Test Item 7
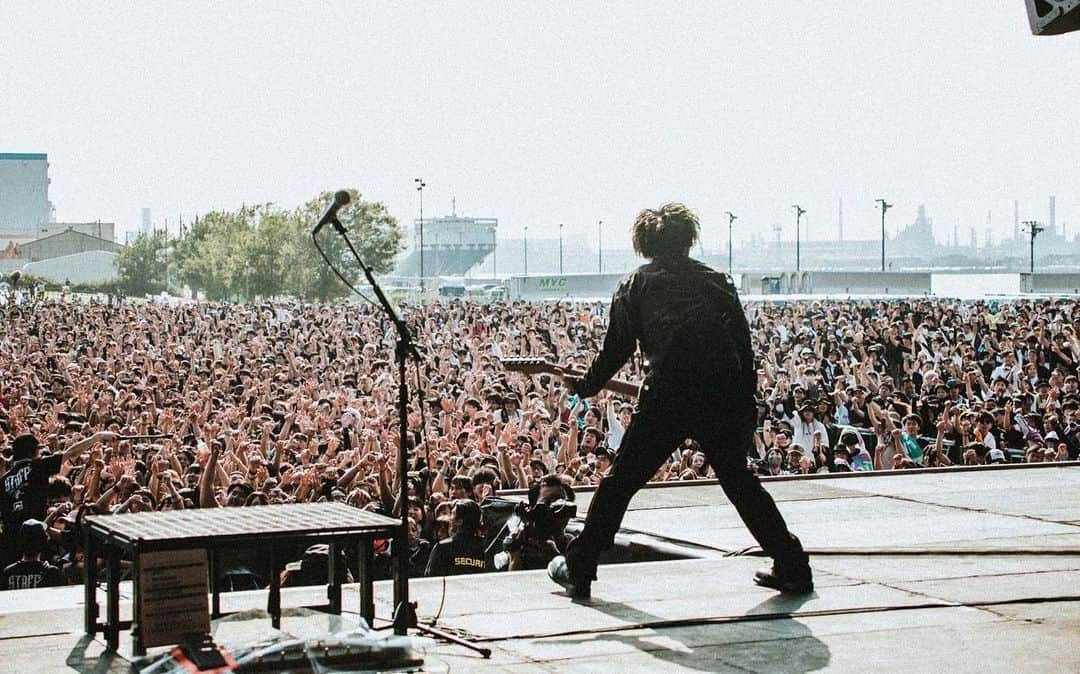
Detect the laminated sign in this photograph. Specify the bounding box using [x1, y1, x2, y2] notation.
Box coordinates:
[137, 549, 210, 648]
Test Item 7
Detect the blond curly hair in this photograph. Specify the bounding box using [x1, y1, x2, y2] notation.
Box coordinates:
[630, 202, 700, 259]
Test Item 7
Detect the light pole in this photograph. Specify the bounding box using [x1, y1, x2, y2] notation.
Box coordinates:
[558, 223, 564, 274]
[792, 205, 805, 272]
[597, 220, 603, 273]
[875, 198, 892, 272]
[724, 211, 737, 274]
[414, 178, 425, 290]
[523, 226, 529, 276]
[1022, 220, 1045, 274]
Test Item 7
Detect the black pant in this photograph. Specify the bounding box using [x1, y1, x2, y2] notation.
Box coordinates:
[572, 398, 804, 571]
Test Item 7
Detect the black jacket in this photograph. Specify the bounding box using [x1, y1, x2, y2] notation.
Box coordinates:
[575, 256, 755, 408]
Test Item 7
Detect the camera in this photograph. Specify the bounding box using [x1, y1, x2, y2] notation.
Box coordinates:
[495, 477, 577, 571]
[503, 499, 577, 552]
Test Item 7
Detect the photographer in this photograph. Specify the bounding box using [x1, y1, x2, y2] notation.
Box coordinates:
[499, 474, 576, 571]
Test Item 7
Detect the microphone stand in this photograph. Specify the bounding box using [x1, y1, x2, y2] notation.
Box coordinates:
[321, 218, 491, 657]
[324, 217, 418, 636]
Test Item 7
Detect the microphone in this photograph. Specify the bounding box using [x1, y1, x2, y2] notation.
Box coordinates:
[313, 190, 351, 233]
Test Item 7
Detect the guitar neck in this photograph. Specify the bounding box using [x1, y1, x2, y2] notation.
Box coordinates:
[599, 377, 642, 399]
[501, 358, 642, 399]
[553, 367, 642, 399]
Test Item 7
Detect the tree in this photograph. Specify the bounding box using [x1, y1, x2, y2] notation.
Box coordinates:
[114, 231, 169, 296]
[168, 189, 402, 302]
[245, 206, 293, 299]
[174, 209, 256, 301]
[283, 189, 403, 301]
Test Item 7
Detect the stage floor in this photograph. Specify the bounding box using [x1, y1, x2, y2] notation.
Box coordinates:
[1, 465, 1078, 672]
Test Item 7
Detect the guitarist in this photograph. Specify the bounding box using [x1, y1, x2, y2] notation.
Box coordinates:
[548, 202, 812, 598]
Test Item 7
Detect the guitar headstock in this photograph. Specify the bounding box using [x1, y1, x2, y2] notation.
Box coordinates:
[500, 357, 559, 376]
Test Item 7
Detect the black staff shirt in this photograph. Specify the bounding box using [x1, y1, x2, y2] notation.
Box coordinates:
[1, 454, 62, 561]
[2, 559, 66, 590]
[424, 533, 488, 577]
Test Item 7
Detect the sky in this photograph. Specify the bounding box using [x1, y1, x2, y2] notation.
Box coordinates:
[2, 2, 1078, 251]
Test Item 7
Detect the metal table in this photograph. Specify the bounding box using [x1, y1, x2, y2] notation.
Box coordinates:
[84, 502, 402, 655]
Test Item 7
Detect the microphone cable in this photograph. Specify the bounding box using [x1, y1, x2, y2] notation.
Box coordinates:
[311, 227, 378, 309]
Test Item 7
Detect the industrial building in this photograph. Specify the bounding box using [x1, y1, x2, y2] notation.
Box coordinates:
[0, 152, 122, 283]
[19, 228, 122, 262]
[0, 152, 52, 233]
[394, 213, 497, 277]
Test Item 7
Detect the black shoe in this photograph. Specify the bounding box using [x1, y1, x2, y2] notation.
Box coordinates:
[547, 555, 592, 598]
[754, 558, 814, 594]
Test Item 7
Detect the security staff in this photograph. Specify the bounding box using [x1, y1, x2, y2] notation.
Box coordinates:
[2, 520, 65, 590]
[424, 500, 488, 577]
[550, 203, 812, 598]
[2, 431, 116, 567]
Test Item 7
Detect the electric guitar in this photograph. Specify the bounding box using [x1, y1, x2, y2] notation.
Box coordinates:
[500, 356, 642, 398]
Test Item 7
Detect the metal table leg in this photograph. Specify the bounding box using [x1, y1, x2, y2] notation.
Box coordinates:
[328, 541, 342, 614]
[358, 538, 374, 627]
[84, 531, 98, 636]
[209, 548, 221, 618]
[105, 547, 121, 651]
[268, 547, 281, 630]
[393, 524, 409, 635]
[131, 548, 144, 657]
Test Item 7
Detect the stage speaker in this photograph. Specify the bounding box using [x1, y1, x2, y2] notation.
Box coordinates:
[1026, 0, 1080, 35]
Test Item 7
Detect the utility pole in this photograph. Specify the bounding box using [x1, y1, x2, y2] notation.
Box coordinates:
[414, 178, 425, 291]
[1022, 220, 1045, 274]
[724, 211, 737, 274]
[875, 199, 892, 272]
[559, 223, 564, 274]
[597, 220, 603, 273]
[162, 218, 169, 292]
[792, 205, 806, 272]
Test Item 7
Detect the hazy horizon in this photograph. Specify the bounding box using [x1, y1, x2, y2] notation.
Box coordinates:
[2, 2, 1077, 251]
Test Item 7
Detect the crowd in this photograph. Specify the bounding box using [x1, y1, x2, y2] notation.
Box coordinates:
[2, 293, 1078, 589]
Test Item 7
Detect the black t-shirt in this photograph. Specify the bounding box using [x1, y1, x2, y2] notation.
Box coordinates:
[2, 559, 66, 590]
[424, 533, 488, 577]
[1, 455, 63, 560]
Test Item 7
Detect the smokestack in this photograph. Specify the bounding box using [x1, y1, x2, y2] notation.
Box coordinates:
[1050, 196, 1057, 234]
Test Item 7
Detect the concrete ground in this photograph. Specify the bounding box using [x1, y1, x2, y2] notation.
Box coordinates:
[1, 465, 1077, 672]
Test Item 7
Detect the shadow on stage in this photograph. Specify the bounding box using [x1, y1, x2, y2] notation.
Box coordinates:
[559, 591, 830, 672]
